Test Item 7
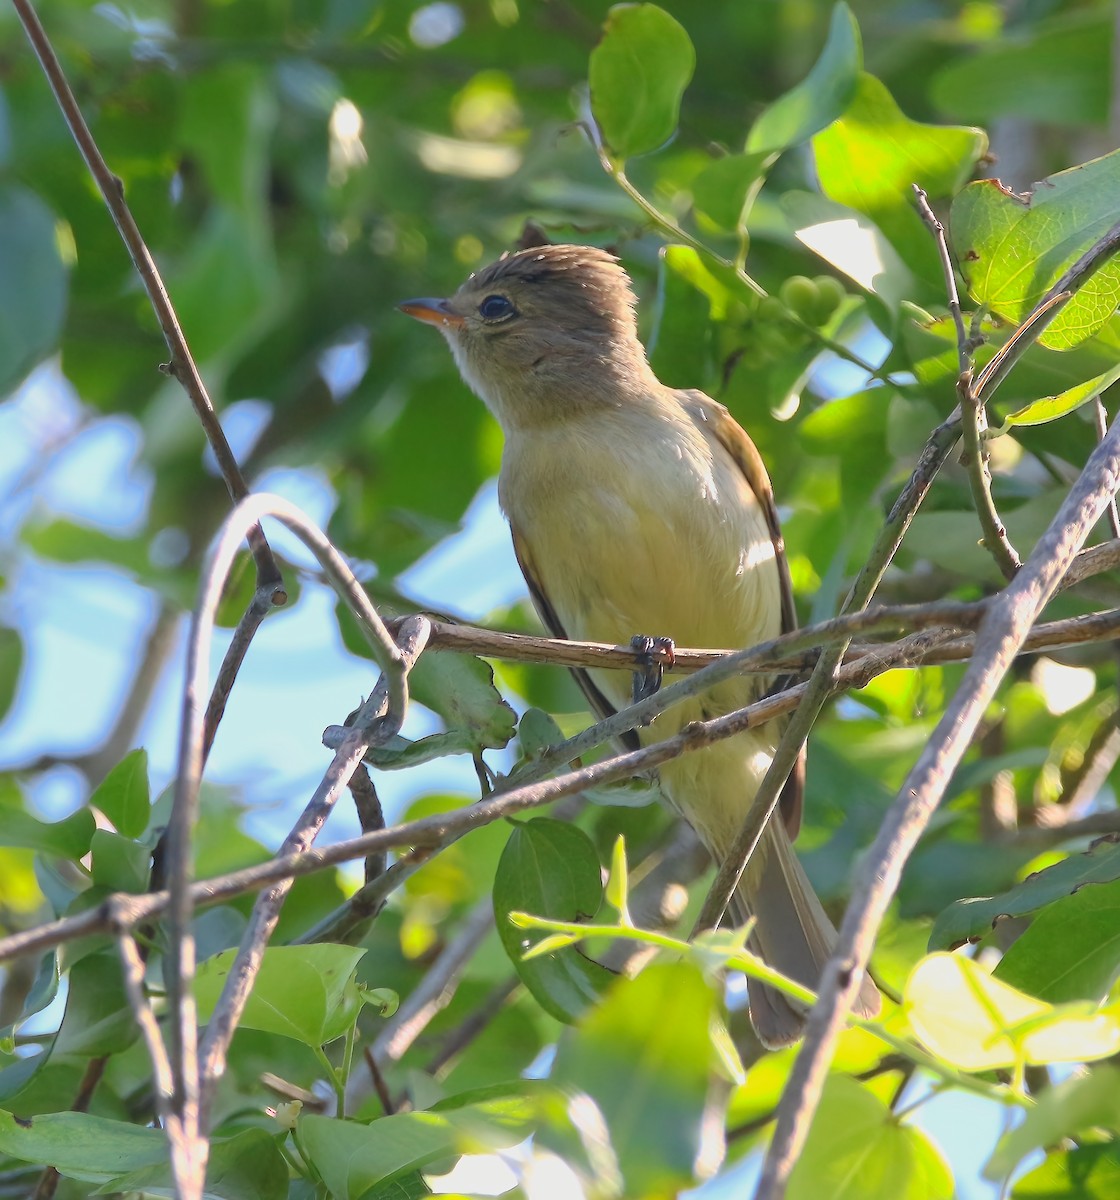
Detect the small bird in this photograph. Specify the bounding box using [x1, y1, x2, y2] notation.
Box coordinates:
[400, 243, 880, 1046]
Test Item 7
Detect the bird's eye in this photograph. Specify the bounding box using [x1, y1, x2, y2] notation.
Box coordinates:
[478, 294, 515, 321]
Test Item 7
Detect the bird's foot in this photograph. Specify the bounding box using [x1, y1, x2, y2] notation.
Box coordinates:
[630, 635, 676, 707]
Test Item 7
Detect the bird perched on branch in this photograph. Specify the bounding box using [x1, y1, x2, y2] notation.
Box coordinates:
[400, 243, 880, 1047]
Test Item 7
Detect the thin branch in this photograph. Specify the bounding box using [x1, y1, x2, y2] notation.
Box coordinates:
[202, 584, 282, 763]
[197, 616, 430, 1097]
[1096, 399, 1120, 539]
[115, 927, 175, 1111]
[10, 0, 284, 595]
[4, 605, 1120, 974]
[959, 365, 1022, 579]
[367, 895, 495, 1068]
[757, 411, 1120, 1199]
[912, 186, 969, 373]
[163, 492, 410, 1200]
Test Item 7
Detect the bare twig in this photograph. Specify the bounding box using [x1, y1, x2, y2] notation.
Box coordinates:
[913, 186, 969, 372]
[197, 616, 430, 1097]
[10, 0, 284, 595]
[1096, 399, 1120, 539]
[757, 412, 1120, 1200]
[115, 926, 175, 1113]
[959, 364, 1023, 579]
[163, 493, 410, 1199]
[348, 764, 387, 884]
[4, 605, 1120, 974]
[202, 584, 283, 763]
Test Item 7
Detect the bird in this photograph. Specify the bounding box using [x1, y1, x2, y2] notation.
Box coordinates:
[399, 242, 880, 1047]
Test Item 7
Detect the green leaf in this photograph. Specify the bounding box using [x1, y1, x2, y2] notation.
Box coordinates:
[0, 184, 68, 396]
[747, 3, 862, 154]
[985, 1066, 1120, 1183]
[931, 13, 1111, 128]
[0, 801, 94, 860]
[300, 1085, 541, 1198]
[194, 944, 367, 1047]
[0, 1110, 167, 1184]
[98, 1127, 289, 1200]
[1012, 1145, 1120, 1198]
[406, 652, 517, 755]
[0, 626, 23, 724]
[994, 362, 1120, 433]
[905, 952, 1120, 1071]
[952, 151, 1120, 350]
[604, 835, 630, 923]
[691, 151, 771, 231]
[789, 1075, 953, 1200]
[995, 878, 1120, 1004]
[589, 4, 696, 160]
[648, 245, 721, 389]
[549, 961, 719, 1197]
[930, 835, 1120, 949]
[516, 707, 565, 760]
[89, 829, 151, 893]
[54, 951, 139, 1058]
[493, 818, 613, 1023]
[813, 73, 986, 287]
[89, 749, 150, 838]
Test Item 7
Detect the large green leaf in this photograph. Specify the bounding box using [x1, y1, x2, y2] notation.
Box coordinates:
[813, 74, 986, 288]
[747, 3, 861, 154]
[0, 184, 68, 396]
[548, 961, 718, 1197]
[905, 952, 1120, 1071]
[930, 836, 1120, 949]
[789, 1075, 952, 1200]
[493, 818, 613, 1023]
[195, 944, 368, 1047]
[951, 150, 1120, 349]
[301, 1085, 541, 1198]
[589, 4, 695, 160]
[995, 878, 1120, 1004]
[53, 950, 139, 1058]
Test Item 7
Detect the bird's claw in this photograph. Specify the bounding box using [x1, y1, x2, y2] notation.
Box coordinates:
[630, 635, 676, 706]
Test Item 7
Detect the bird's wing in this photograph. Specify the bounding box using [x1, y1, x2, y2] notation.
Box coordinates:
[509, 522, 641, 754]
[680, 389, 805, 838]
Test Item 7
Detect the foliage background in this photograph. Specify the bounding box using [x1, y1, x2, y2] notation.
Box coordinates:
[2, 0, 1120, 1197]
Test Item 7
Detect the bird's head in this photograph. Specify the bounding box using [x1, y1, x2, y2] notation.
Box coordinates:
[399, 244, 655, 428]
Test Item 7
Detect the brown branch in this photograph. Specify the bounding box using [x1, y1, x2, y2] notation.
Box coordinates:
[10, 0, 284, 596]
[162, 493, 412, 1200]
[4, 604, 1120, 976]
[197, 616, 430, 1098]
[757, 411, 1120, 1199]
[1096, 399, 1120, 539]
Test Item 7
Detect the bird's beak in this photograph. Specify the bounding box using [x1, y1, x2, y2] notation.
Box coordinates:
[397, 297, 466, 331]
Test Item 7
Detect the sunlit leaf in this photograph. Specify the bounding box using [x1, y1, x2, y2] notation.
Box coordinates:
[195, 944, 367, 1047]
[790, 1075, 952, 1200]
[813, 74, 986, 287]
[993, 362, 1120, 433]
[905, 952, 1120, 1071]
[589, 4, 696, 160]
[952, 151, 1120, 349]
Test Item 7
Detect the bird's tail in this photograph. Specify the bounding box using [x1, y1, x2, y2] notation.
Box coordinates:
[730, 821, 882, 1049]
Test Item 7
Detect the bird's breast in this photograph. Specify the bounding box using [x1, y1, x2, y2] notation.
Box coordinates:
[499, 403, 782, 715]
